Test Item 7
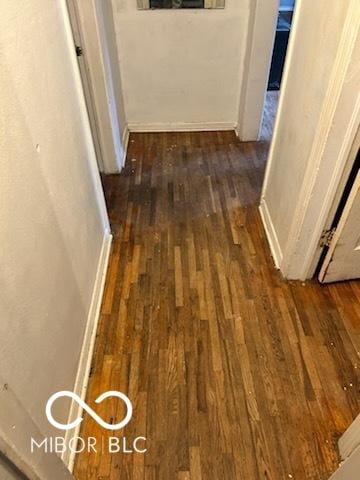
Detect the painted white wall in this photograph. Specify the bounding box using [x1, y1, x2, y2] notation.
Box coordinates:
[0, 0, 109, 439]
[237, 0, 279, 141]
[260, 0, 359, 279]
[111, 0, 248, 130]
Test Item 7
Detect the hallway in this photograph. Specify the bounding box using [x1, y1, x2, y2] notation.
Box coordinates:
[74, 132, 360, 479]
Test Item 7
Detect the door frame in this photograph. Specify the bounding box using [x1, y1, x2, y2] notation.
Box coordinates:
[260, 0, 360, 280]
[318, 132, 360, 282]
[320, 127, 360, 251]
[237, 0, 280, 141]
[66, 0, 128, 174]
[66, 0, 105, 172]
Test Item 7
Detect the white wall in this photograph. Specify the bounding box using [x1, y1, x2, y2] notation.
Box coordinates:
[111, 0, 248, 130]
[0, 0, 109, 438]
[260, 0, 358, 279]
[237, 0, 278, 141]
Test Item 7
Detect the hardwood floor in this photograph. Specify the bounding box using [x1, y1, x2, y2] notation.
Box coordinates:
[74, 132, 360, 480]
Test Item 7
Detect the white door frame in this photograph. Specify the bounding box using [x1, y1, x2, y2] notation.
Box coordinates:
[66, 0, 128, 173]
[260, 0, 360, 280]
[237, 0, 279, 141]
[66, 0, 105, 172]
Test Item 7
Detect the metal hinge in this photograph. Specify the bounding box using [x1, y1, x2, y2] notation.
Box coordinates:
[75, 45, 83, 57]
[319, 227, 336, 248]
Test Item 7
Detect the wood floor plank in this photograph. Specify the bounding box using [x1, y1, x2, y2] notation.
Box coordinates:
[74, 131, 360, 480]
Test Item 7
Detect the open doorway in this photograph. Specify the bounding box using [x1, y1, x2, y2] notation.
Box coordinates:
[260, 0, 296, 141]
[66, 0, 127, 175]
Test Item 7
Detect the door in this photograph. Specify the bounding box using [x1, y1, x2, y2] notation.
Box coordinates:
[66, 0, 104, 171]
[319, 154, 360, 283]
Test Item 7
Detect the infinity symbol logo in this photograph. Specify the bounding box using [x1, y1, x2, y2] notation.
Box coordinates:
[46, 391, 133, 431]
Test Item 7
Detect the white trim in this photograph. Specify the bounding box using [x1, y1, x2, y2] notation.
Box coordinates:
[128, 122, 236, 133]
[121, 125, 130, 168]
[63, 231, 112, 471]
[259, 200, 283, 269]
[303, 98, 360, 279]
[339, 414, 360, 460]
[315, 126, 360, 267]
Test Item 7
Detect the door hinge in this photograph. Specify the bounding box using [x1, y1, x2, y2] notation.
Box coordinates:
[75, 45, 83, 57]
[319, 227, 336, 248]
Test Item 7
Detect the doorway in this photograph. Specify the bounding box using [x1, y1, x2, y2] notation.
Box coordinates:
[318, 140, 360, 283]
[260, 0, 296, 141]
[259, 0, 359, 281]
[66, 0, 127, 175]
[67, 0, 104, 172]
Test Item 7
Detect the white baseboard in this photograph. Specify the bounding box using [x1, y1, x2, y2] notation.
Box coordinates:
[259, 199, 283, 269]
[128, 122, 236, 133]
[339, 414, 360, 460]
[121, 125, 130, 168]
[63, 230, 112, 471]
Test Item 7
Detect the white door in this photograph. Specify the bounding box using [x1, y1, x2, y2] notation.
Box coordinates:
[319, 164, 360, 283]
[66, 0, 104, 171]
